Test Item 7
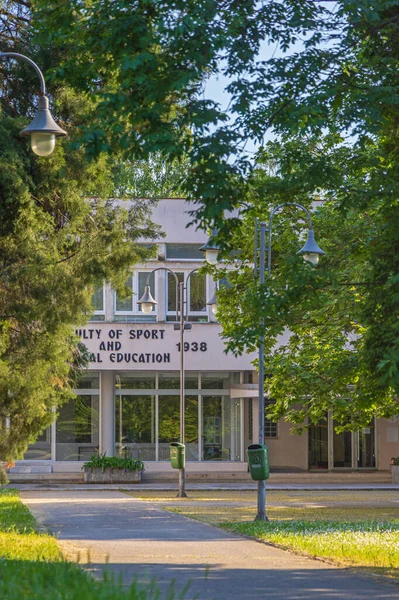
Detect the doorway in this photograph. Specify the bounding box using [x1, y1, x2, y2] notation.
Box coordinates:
[308, 415, 376, 470]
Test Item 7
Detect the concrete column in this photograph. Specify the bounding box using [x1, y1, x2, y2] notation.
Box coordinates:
[104, 282, 114, 322]
[100, 371, 115, 456]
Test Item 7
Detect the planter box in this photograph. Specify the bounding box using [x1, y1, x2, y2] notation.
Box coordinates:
[392, 465, 399, 484]
[83, 467, 142, 484]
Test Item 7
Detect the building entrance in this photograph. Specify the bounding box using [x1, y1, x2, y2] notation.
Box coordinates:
[309, 415, 376, 470]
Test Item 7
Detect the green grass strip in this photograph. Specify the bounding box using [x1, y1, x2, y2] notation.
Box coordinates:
[223, 520, 399, 572]
[0, 488, 165, 599]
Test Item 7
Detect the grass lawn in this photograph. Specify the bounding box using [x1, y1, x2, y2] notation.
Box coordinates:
[0, 488, 157, 600]
[126, 489, 399, 581]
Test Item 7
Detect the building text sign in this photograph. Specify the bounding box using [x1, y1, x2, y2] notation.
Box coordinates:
[75, 323, 255, 371]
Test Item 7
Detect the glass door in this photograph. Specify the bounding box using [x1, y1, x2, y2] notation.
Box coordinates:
[308, 421, 329, 469]
[333, 425, 352, 468]
[356, 421, 376, 468]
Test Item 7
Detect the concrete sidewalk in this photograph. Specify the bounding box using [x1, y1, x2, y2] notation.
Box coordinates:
[20, 490, 399, 600]
[11, 482, 399, 491]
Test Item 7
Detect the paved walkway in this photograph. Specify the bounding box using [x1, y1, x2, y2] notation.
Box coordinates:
[12, 482, 399, 491]
[21, 491, 399, 600]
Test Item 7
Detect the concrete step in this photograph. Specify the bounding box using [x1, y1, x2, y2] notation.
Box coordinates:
[8, 472, 83, 483]
[10, 466, 53, 474]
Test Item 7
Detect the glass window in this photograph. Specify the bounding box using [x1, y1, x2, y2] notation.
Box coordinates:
[166, 244, 204, 260]
[167, 272, 184, 313]
[24, 427, 52, 460]
[201, 373, 230, 390]
[76, 373, 100, 390]
[91, 285, 104, 312]
[115, 275, 133, 312]
[56, 395, 99, 461]
[115, 394, 156, 461]
[308, 418, 329, 469]
[118, 374, 156, 390]
[158, 373, 180, 389]
[202, 396, 240, 461]
[189, 272, 206, 312]
[111, 371, 242, 462]
[158, 395, 180, 459]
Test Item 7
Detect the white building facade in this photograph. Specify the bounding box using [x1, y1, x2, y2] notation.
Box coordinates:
[21, 199, 399, 475]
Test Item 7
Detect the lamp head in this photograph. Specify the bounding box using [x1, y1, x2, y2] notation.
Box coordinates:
[20, 95, 66, 156]
[138, 285, 157, 314]
[207, 291, 217, 315]
[200, 227, 221, 265]
[297, 229, 326, 266]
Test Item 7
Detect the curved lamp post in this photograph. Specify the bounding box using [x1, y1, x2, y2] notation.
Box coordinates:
[203, 202, 326, 521]
[138, 267, 213, 498]
[0, 51, 66, 155]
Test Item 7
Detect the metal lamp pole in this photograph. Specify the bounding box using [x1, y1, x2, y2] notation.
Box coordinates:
[139, 267, 204, 498]
[255, 202, 325, 521]
[202, 204, 325, 521]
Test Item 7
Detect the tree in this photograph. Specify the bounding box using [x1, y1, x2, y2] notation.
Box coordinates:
[14, 0, 399, 424]
[112, 152, 190, 199]
[210, 134, 399, 429]
[0, 6, 163, 460]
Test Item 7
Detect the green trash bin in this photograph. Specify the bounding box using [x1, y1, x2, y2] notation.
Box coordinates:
[247, 444, 269, 481]
[170, 442, 185, 469]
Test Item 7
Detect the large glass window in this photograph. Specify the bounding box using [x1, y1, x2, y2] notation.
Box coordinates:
[114, 372, 240, 462]
[202, 396, 240, 461]
[116, 395, 156, 461]
[56, 395, 99, 461]
[56, 373, 100, 461]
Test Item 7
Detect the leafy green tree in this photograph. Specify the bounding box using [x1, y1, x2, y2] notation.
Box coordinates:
[9, 0, 399, 428]
[112, 153, 189, 199]
[211, 134, 399, 429]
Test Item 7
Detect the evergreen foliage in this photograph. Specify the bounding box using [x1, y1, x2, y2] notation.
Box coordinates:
[0, 5, 162, 460]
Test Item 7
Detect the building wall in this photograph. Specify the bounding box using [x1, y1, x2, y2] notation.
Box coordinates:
[19, 198, 397, 472]
[377, 418, 399, 470]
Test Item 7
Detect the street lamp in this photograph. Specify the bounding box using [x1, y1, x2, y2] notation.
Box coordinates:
[204, 202, 325, 521]
[138, 267, 213, 498]
[0, 52, 66, 156]
[199, 228, 220, 265]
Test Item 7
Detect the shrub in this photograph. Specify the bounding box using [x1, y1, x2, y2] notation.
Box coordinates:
[83, 454, 144, 472]
[392, 457, 399, 466]
[0, 466, 9, 486]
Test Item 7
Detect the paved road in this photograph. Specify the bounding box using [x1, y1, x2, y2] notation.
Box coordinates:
[21, 491, 399, 600]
